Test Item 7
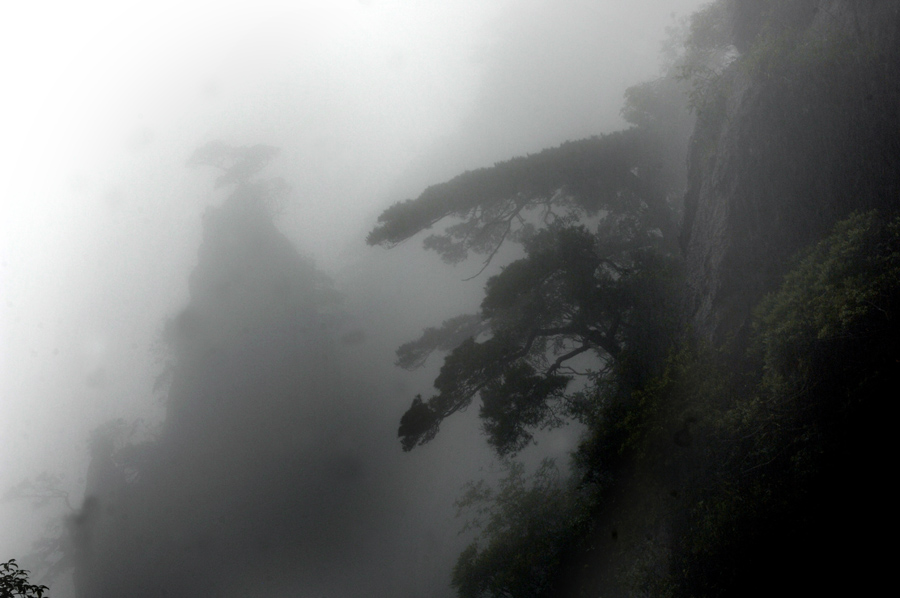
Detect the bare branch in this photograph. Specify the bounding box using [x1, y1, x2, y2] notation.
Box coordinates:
[463, 221, 514, 281]
[547, 343, 593, 374]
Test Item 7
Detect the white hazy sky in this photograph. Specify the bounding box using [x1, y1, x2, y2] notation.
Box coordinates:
[0, 0, 707, 580]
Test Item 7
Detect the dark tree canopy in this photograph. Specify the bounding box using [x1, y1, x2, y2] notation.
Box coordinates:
[396, 223, 679, 454]
[372, 55, 693, 456]
[368, 129, 681, 272]
[385, 215, 680, 455]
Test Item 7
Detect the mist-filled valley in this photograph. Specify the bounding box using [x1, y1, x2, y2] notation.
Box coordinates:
[3, 1, 898, 597]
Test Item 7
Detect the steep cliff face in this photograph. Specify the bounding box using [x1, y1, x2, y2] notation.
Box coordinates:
[682, 0, 900, 345]
[561, 4, 900, 596]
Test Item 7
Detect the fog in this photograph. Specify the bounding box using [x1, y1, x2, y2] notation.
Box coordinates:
[1, 1, 705, 596]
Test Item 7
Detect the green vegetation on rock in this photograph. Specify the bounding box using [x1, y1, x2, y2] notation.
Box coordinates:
[374, 1, 900, 594]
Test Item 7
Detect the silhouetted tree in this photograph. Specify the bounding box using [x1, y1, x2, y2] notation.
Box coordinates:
[0, 561, 48, 598]
[372, 118, 691, 456]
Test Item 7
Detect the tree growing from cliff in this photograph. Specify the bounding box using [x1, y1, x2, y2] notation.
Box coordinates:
[370, 80, 690, 455]
[394, 221, 680, 455]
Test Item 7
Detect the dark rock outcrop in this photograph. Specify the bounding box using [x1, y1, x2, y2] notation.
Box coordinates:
[682, 0, 900, 345]
[564, 3, 900, 596]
